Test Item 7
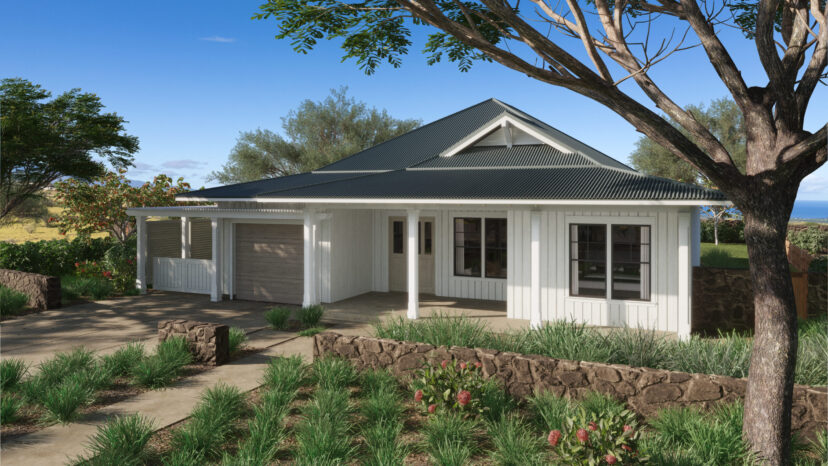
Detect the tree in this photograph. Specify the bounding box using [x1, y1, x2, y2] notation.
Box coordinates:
[630, 98, 746, 244]
[208, 87, 421, 183]
[256, 0, 827, 461]
[0, 78, 139, 221]
[51, 170, 191, 243]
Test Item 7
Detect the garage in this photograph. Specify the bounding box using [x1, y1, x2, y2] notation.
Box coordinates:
[234, 223, 304, 304]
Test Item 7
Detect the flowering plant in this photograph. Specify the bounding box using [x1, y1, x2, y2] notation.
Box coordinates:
[74, 260, 107, 279]
[411, 359, 486, 415]
[550, 406, 647, 464]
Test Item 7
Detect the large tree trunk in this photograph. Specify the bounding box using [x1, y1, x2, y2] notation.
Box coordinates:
[741, 188, 799, 465]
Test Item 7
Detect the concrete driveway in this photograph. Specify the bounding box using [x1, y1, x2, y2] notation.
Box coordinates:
[0, 291, 293, 367]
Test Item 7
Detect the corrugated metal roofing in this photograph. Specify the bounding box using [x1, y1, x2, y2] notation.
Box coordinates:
[254, 168, 725, 201]
[411, 145, 591, 169]
[179, 172, 370, 199]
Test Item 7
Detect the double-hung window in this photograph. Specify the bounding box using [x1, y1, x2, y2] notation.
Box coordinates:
[454, 217, 507, 278]
[570, 224, 651, 301]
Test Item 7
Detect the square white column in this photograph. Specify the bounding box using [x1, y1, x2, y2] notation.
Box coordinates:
[530, 211, 542, 328]
[303, 210, 317, 307]
[677, 213, 692, 340]
[181, 217, 191, 259]
[210, 217, 223, 302]
[136, 216, 147, 294]
[407, 209, 419, 319]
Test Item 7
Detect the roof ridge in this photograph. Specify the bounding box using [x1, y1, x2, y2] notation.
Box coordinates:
[315, 99, 502, 172]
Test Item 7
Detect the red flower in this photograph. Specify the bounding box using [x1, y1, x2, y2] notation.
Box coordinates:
[547, 429, 562, 447]
[576, 428, 589, 444]
[441, 360, 448, 369]
[428, 404, 437, 414]
[621, 445, 632, 452]
[474, 361, 482, 369]
[588, 421, 598, 431]
[414, 389, 423, 402]
[74, 262, 80, 267]
[623, 424, 633, 433]
[605, 454, 618, 464]
[459, 362, 467, 370]
[456, 390, 471, 406]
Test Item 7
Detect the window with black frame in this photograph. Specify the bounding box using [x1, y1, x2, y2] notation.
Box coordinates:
[485, 218, 507, 278]
[611, 225, 650, 300]
[454, 218, 481, 276]
[570, 224, 607, 297]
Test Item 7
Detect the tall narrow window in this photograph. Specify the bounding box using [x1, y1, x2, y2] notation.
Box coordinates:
[454, 218, 481, 276]
[392, 220, 404, 254]
[570, 224, 607, 297]
[424, 221, 433, 254]
[612, 225, 651, 300]
[485, 218, 507, 278]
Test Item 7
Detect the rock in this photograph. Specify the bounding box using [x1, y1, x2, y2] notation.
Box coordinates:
[685, 378, 722, 401]
[640, 384, 682, 403]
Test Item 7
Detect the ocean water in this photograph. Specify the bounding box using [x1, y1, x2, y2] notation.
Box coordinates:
[791, 200, 828, 222]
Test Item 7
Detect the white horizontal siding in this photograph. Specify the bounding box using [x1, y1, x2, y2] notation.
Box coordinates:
[152, 257, 211, 294]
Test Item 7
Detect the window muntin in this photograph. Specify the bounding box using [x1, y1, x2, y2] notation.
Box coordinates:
[570, 224, 607, 297]
[485, 218, 507, 278]
[454, 218, 481, 277]
[611, 225, 650, 301]
[392, 220, 404, 254]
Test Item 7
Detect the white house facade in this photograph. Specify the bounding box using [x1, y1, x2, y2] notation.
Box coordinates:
[127, 99, 723, 338]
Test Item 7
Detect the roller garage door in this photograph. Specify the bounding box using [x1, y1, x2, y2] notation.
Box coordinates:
[234, 224, 303, 304]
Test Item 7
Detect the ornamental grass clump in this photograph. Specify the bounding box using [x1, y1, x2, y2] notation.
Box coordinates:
[295, 389, 357, 465]
[1, 395, 23, 425]
[374, 312, 496, 349]
[360, 367, 398, 395]
[131, 337, 192, 389]
[228, 327, 247, 355]
[520, 321, 613, 363]
[487, 413, 547, 466]
[101, 342, 146, 377]
[265, 306, 291, 330]
[669, 331, 752, 379]
[362, 420, 408, 466]
[422, 411, 480, 466]
[527, 390, 573, 432]
[312, 355, 357, 390]
[72, 414, 155, 465]
[0, 358, 27, 391]
[0, 285, 29, 317]
[40, 376, 95, 423]
[170, 383, 247, 461]
[262, 355, 307, 392]
[298, 304, 325, 327]
[359, 368, 408, 466]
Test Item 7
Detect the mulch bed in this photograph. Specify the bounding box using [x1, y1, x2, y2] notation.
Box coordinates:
[0, 346, 265, 444]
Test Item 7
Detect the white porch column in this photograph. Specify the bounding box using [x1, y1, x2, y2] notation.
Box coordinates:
[690, 207, 701, 267]
[210, 217, 223, 302]
[677, 213, 692, 340]
[181, 216, 191, 258]
[407, 209, 419, 319]
[530, 211, 542, 328]
[136, 216, 147, 294]
[303, 210, 317, 307]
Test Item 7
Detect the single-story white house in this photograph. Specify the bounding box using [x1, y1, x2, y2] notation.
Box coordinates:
[127, 99, 727, 338]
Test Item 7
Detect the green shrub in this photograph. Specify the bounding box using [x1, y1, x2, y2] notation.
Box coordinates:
[487, 414, 546, 466]
[262, 355, 306, 392]
[298, 304, 325, 327]
[411, 358, 487, 415]
[298, 326, 325, 337]
[312, 355, 357, 390]
[0, 358, 28, 391]
[101, 342, 146, 377]
[73, 414, 155, 465]
[0, 237, 113, 277]
[549, 404, 644, 465]
[102, 238, 137, 293]
[265, 306, 292, 330]
[527, 390, 572, 432]
[228, 327, 247, 355]
[1, 395, 23, 425]
[61, 275, 114, 300]
[362, 420, 408, 466]
[700, 218, 745, 243]
[0, 285, 29, 317]
[809, 256, 827, 273]
[788, 225, 828, 255]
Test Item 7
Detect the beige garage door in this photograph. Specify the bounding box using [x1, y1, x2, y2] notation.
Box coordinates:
[235, 224, 303, 304]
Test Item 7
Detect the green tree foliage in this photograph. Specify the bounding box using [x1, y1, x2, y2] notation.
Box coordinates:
[208, 87, 420, 184]
[51, 170, 191, 243]
[0, 78, 139, 221]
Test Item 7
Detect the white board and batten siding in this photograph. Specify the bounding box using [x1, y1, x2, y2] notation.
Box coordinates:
[321, 210, 374, 303]
[152, 257, 212, 294]
[506, 206, 692, 336]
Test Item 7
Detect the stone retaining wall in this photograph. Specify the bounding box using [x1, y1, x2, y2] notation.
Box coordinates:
[0, 269, 61, 310]
[314, 332, 827, 437]
[158, 320, 229, 365]
[693, 267, 827, 333]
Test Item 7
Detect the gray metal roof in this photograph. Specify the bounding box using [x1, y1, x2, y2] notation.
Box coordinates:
[254, 168, 724, 201]
[180, 98, 725, 203]
[411, 145, 592, 169]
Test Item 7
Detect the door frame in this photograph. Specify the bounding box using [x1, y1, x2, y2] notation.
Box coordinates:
[388, 216, 436, 294]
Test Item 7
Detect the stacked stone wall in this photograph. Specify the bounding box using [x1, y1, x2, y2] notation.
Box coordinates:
[0, 269, 61, 310]
[158, 320, 229, 365]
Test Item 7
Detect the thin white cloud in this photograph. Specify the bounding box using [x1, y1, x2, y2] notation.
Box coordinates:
[200, 36, 236, 43]
[162, 159, 208, 169]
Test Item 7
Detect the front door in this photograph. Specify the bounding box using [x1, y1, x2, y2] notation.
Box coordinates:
[388, 217, 435, 294]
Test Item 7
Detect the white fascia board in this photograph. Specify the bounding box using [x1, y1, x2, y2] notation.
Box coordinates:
[440, 114, 575, 157]
[126, 207, 306, 219]
[171, 197, 731, 207]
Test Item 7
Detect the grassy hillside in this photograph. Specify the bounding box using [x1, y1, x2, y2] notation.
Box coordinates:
[0, 207, 107, 243]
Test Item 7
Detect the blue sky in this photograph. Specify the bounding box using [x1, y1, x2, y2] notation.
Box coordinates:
[2, 0, 826, 200]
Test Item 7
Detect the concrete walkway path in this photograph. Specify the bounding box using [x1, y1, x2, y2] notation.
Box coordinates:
[0, 324, 371, 466]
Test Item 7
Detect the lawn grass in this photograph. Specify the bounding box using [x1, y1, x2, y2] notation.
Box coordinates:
[700, 242, 750, 268]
